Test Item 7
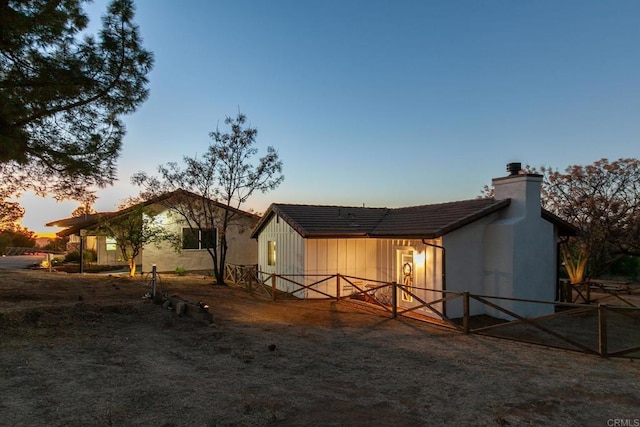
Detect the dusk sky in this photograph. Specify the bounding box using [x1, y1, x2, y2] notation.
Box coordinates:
[19, 0, 640, 236]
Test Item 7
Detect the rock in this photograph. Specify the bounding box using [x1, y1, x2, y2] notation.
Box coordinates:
[175, 301, 186, 316]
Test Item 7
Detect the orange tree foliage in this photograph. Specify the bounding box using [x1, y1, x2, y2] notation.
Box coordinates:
[541, 158, 640, 282]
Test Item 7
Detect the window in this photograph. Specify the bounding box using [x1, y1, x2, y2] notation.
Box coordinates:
[267, 240, 276, 266]
[182, 228, 217, 250]
[106, 237, 117, 251]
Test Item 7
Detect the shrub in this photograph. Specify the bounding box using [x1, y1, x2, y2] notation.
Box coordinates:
[64, 249, 97, 263]
[83, 249, 96, 263]
[64, 251, 80, 263]
[175, 266, 187, 276]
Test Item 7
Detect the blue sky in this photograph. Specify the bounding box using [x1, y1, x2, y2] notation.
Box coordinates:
[21, 0, 640, 236]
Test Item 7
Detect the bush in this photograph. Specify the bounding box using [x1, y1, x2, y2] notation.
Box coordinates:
[64, 251, 80, 263]
[175, 266, 187, 276]
[64, 249, 97, 263]
[83, 249, 96, 263]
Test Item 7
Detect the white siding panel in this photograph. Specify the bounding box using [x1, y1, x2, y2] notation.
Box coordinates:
[256, 215, 305, 294]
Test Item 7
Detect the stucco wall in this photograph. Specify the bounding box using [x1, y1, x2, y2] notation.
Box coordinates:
[484, 174, 557, 319]
[142, 208, 258, 273]
[485, 216, 556, 318]
[443, 214, 499, 318]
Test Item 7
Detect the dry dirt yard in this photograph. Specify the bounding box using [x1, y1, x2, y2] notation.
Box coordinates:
[1, 269, 639, 426]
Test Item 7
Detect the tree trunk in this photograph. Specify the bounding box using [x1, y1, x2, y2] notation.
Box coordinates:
[128, 258, 136, 277]
[215, 234, 228, 285]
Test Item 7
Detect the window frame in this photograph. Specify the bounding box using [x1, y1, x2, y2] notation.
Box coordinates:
[267, 240, 276, 266]
[105, 237, 117, 251]
[182, 227, 217, 250]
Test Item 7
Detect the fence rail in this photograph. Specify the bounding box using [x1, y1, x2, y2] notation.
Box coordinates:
[223, 267, 640, 358]
[3, 247, 66, 256]
[565, 280, 640, 307]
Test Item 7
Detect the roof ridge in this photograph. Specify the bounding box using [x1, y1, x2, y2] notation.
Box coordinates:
[391, 197, 497, 211]
[273, 202, 389, 210]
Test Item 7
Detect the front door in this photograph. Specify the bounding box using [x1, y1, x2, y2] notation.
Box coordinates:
[397, 250, 414, 305]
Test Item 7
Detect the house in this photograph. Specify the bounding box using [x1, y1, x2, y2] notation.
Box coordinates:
[47, 190, 259, 273]
[250, 164, 576, 319]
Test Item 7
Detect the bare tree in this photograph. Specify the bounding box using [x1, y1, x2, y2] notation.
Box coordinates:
[132, 112, 283, 284]
[96, 197, 175, 276]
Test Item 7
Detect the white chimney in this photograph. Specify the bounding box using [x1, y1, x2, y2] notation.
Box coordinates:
[484, 162, 554, 319]
[492, 164, 542, 220]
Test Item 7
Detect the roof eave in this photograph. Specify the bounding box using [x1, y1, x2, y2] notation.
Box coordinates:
[541, 209, 578, 236]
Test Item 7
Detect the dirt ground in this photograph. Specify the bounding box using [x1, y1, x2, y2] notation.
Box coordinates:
[1, 269, 639, 426]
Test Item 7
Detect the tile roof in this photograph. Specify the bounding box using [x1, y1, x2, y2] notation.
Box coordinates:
[251, 198, 513, 239]
[371, 198, 510, 238]
[270, 204, 390, 238]
[46, 189, 260, 237]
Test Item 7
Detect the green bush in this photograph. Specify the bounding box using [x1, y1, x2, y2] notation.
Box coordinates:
[175, 266, 187, 276]
[64, 251, 80, 262]
[83, 249, 96, 263]
[64, 249, 97, 263]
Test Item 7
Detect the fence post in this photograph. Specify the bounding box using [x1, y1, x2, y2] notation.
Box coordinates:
[151, 264, 157, 298]
[336, 274, 341, 301]
[271, 273, 277, 301]
[598, 304, 608, 357]
[248, 268, 253, 293]
[391, 281, 397, 318]
[463, 291, 470, 334]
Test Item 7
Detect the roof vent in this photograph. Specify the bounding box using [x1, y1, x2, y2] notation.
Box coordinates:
[506, 162, 522, 176]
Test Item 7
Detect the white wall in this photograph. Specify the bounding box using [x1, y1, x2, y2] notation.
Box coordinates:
[256, 224, 446, 316]
[484, 174, 556, 319]
[443, 214, 499, 318]
[256, 214, 305, 293]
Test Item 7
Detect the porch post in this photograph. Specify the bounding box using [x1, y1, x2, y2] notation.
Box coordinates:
[463, 291, 470, 334]
[336, 274, 341, 301]
[151, 264, 157, 298]
[598, 304, 608, 357]
[79, 230, 85, 274]
[391, 281, 397, 318]
[271, 273, 277, 301]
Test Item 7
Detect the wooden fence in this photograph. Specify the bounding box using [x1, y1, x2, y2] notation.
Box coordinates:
[224, 268, 640, 359]
[565, 280, 640, 308]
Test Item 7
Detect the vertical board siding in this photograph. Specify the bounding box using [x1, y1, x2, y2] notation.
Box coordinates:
[257, 215, 305, 294]
[256, 223, 445, 314]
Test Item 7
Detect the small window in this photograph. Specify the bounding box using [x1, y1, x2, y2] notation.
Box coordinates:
[267, 240, 276, 266]
[182, 228, 199, 249]
[106, 237, 117, 251]
[200, 229, 217, 249]
[183, 228, 217, 250]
